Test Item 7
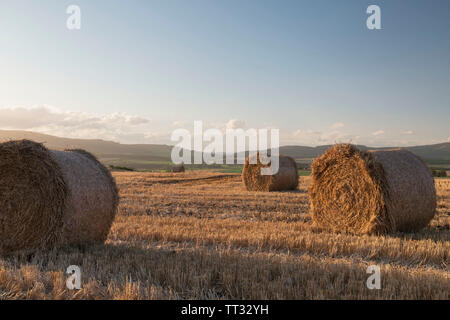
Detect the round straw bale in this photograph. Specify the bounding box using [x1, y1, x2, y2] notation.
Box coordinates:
[52, 149, 119, 245]
[0, 140, 67, 254]
[242, 153, 299, 191]
[309, 144, 436, 234]
[0, 140, 118, 254]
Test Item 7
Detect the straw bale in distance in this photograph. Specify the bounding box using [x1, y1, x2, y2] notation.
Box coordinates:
[242, 153, 299, 191]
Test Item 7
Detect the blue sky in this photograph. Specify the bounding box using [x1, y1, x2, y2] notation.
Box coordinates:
[0, 0, 449, 146]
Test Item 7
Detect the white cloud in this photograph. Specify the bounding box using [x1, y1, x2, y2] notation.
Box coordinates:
[172, 121, 186, 127]
[288, 128, 358, 146]
[1, 106, 440, 147]
[372, 130, 385, 136]
[318, 131, 356, 144]
[225, 119, 246, 130]
[292, 129, 321, 137]
[0, 105, 154, 144]
[331, 122, 344, 129]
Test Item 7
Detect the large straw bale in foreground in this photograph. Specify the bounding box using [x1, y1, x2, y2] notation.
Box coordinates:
[242, 153, 299, 191]
[0, 140, 118, 254]
[309, 144, 436, 234]
[52, 149, 118, 245]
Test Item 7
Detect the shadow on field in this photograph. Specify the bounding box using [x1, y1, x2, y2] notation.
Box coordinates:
[143, 174, 239, 187]
[1, 238, 448, 299]
[279, 189, 308, 194]
[388, 226, 450, 242]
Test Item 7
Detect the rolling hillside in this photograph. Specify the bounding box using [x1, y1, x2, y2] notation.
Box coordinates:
[1, 130, 449, 170]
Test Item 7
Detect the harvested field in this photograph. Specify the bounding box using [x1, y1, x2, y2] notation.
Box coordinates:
[0, 171, 448, 299]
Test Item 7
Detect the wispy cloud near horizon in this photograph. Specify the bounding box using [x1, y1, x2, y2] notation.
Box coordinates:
[331, 122, 345, 129]
[372, 130, 385, 136]
[0, 105, 154, 144]
[0, 106, 447, 147]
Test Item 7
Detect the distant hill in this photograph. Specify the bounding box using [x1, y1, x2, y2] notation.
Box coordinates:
[0, 130, 172, 162]
[402, 143, 450, 162]
[278, 143, 450, 163]
[1, 130, 449, 170]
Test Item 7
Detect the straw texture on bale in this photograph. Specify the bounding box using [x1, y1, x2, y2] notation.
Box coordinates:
[309, 144, 436, 234]
[0, 140, 118, 254]
[0, 140, 67, 254]
[53, 149, 119, 245]
[242, 153, 299, 191]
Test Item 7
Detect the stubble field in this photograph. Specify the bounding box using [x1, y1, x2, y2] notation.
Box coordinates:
[0, 171, 448, 299]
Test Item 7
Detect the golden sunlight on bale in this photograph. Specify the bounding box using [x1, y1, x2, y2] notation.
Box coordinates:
[309, 144, 436, 235]
[0, 140, 119, 255]
[242, 153, 299, 191]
